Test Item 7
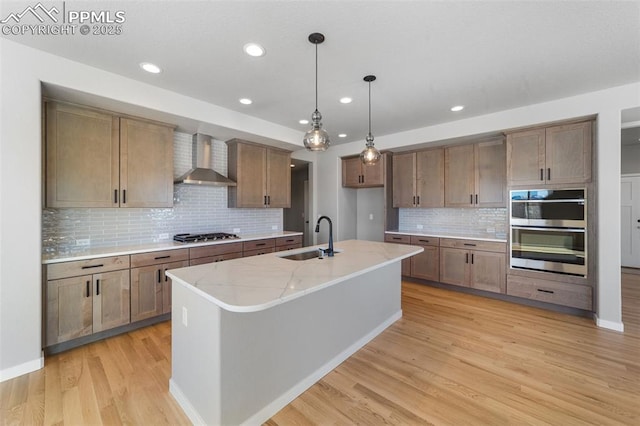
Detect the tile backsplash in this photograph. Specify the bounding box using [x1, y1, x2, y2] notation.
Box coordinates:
[42, 132, 282, 256]
[399, 207, 508, 240]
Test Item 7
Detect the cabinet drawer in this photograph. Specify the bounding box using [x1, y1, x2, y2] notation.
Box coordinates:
[189, 242, 243, 260]
[189, 251, 243, 266]
[410, 236, 439, 247]
[131, 249, 189, 268]
[243, 247, 276, 257]
[440, 238, 505, 253]
[506, 275, 593, 310]
[243, 239, 276, 251]
[276, 235, 303, 247]
[47, 256, 130, 280]
[276, 243, 303, 252]
[384, 234, 411, 244]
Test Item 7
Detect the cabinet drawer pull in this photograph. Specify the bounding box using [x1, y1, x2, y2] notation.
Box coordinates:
[86, 281, 90, 298]
[547, 168, 551, 181]
[419, 239, 430, 243]
[154, 255, 171, 260]
[540, 168, 544, 181]
[157, 269, 162, 283]
[82, 264, 104, 269]
[537, 289, 555, 294]
[286, 239, 294, 242]
[392, 237, 402, 240]
[96, 279, 100, 296]
[463, 243, 476, 247]
[123, 189, 127, 204]
[255, 242, 267, 247]
[114, 189, 118, 204]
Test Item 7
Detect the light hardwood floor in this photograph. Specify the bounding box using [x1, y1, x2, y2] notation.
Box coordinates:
[2, 273, 639, 425]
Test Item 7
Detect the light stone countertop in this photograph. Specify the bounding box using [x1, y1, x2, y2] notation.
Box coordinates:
[166, 239, 423, 313]
[385, 230, 507, 243]
[42, 231, 303, 264]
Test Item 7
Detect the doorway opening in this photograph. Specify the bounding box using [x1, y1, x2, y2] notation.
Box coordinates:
[284, 159, 312, 247]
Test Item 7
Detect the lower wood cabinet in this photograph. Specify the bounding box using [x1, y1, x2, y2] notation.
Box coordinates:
[384, 233, 412, 276]
[506, 275, 593, 310]
[439, 239, 506, 293]
[46, 269, 130, 346]
[409, 236, 439, 281]
[243, 238, 276, 257]
[275, 235, 303, 251]
[130, 249, 189, 322]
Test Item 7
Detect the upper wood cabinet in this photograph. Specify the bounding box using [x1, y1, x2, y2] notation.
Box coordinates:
[506, 121, 592, 186]
[444, 140, 506, 208]
[392, 149, 444, 208]
[227, 140, 291, 208]
[342, 156, 384, 188]
[45, 102, 174, 208]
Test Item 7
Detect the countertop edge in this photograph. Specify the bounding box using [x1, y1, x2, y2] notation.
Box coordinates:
[42, 231, 304, 264]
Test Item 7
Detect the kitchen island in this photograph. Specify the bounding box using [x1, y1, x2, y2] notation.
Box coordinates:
[165, 239, 422, 425]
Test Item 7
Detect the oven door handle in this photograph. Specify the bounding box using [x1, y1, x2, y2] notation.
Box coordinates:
[511, 225, 585, 233]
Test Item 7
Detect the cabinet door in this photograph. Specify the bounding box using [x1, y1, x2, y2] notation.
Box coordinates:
[475, 140, 506, 207]
[545, 122, 592, 184]
[411, 245, 439, 281]
[362, 157, 384, 187]
[445, 145, 475, 207]
[46, 102, 119, 208]
[120, 118, 174, 208]
[342, 157, 363, 187]
[392, 153, 416, 207]
[266, 148, 291, 207]
[415, 149, 444, 207]
[401, 257, 411, 277]
[130, 265, 163, 322]
[162, 261, 189, 314]
[470, 251, 506, 294]
[229, 143, 267, 208]
[439, 248, 470, 286]
[506, 129, 546, 186]
[93, 270, 130, 332]
[46, 275, 93, 345]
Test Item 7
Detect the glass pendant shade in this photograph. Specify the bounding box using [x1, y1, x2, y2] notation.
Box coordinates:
[304, 33, 330, 152]
[360, 134, 381, 164]
[303, 109, 330, 151]
[361, 75, 380, 164]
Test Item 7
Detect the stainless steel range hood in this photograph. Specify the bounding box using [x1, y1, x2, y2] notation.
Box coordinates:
[174, 133, 236, 186]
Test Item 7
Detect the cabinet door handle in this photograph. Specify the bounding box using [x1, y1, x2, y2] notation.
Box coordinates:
[465, 253, 469, 263]
[540, 168, 544, 181]
[123, 189, 126, 204]
[164, 268, 168, 282]
[82, 264, 104, 269]
[96, 279, 100, 296]
[114, 189, 118, 204]
[475, 194, 478, 205]
[413, 196, 416, 205]
[154, 255, 170, 260]
[86, 281, 90, 298]
[416, 196, 420, 205]
[264, 195, 267, 205]
[547, 168, 551, 181]
[471, 254, 474, 264]
[267, 195, 271, 205]
[157, 269, 162, 283]
[470, 194, 473, 204]
[537, 289, 555, 294]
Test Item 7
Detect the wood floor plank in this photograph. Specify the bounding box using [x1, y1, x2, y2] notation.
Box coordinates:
[1, 272, 638, 425]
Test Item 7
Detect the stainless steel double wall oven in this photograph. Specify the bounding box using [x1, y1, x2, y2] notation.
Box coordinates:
[510, 188, 586, 276]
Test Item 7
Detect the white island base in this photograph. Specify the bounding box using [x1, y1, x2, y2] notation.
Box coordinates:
[167, 240, 421, 425]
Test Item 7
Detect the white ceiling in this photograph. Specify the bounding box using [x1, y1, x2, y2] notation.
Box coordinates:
[2, 1, 639, 146]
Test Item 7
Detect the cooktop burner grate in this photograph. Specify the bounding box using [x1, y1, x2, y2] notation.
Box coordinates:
[173, 232, 240, 243]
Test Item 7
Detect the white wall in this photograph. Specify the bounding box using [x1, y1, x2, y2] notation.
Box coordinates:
[622, 144, 640, 174]
[1, 36, 639, 380]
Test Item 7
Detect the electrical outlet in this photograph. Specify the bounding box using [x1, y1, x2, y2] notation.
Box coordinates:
[417, 224, 424, 230]
[76, 238, 90, 246]
[182, 307, 188, 327]
[233, 228, 240, 234]
[159, 233, 169, 240]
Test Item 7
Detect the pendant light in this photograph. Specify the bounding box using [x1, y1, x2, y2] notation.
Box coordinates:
[303, 33, 330, 152]
[360, 75, 381, 165]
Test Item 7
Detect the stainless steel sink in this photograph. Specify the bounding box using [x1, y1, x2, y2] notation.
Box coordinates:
[278, 248, 341, 261]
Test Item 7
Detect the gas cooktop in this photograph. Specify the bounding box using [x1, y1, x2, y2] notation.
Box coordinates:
[173, 232, 240, 243]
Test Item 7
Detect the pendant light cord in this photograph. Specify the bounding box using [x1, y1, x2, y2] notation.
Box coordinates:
[315, 42, 318, 111]
[368, 80, 372, 135]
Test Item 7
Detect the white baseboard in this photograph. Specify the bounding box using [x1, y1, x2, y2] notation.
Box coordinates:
[241, 310, 403, 426]
[594, 314, 624, 332]
[169, 379, 207, 426]
[0, 353, 44, 382]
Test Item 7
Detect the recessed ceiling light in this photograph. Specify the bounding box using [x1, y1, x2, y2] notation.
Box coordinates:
[243, 43, 265, 57]
[339, 97, 352, 104]
[451, 105, 464, 112]
[299, 119, 309, 125]
[239, 98, 253, 105]
[338, 133, 347, 138]
[140, 62, 162, 74]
